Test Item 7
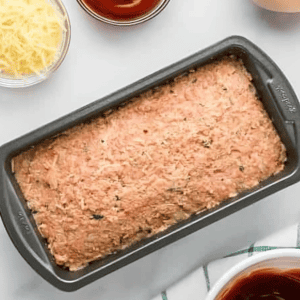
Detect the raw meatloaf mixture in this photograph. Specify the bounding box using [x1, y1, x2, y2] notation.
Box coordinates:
[12, 57, 286, 271]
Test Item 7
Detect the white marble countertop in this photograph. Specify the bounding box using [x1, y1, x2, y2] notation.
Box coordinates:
[1, 0, 300, 299]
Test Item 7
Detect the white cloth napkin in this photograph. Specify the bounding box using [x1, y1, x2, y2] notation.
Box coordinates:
[151, 223, 300, 300]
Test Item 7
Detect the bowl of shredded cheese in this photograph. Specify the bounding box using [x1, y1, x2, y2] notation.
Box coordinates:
[0, 0, 71, 88]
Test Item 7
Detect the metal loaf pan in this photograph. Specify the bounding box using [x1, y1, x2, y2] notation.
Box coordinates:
[1, 36, 300, 291]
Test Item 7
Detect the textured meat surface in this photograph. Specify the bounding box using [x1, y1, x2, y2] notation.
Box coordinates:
[12, 57, 286, 271]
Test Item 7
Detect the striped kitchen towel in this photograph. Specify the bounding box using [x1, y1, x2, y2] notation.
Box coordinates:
[151, 223, 300, 300]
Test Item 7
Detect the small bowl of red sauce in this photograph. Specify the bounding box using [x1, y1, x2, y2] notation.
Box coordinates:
[76, 0, 171, 26]
[205, 249, 300, 300]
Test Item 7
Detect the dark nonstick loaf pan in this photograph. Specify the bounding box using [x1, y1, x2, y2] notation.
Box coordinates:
[1, 36, 300, 291]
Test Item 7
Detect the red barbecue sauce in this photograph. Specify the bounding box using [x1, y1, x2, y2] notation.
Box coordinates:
[216, 267, 300, 300]
[82, 0, 161, 21]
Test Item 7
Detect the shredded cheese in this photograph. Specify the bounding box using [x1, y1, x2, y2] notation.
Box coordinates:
[0, 0, 66, 78]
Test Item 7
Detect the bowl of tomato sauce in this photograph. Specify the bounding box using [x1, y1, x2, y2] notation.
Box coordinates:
[76, 0, 171, 25]
[205, 249, 300, 300]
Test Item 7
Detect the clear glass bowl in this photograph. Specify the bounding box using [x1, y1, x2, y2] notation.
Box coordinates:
[76, 0, 171, 26]
[0, 0, 71, 88]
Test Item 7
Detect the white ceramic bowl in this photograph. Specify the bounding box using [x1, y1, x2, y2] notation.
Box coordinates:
[0, 0, 71, 88]
[205, 249, 300, 300]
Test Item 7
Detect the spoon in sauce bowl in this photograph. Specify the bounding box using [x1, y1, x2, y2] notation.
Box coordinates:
[115, 0, 142, 8]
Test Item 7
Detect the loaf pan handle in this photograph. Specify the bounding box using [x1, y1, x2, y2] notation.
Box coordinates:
[238, 36, 300, 122]
[236, 36, 300, 180]
[0, 166, 53, 281]
[267, 80, 300, 122]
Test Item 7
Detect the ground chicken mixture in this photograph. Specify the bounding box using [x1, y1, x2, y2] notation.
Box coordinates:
[12, 57, 286, 271]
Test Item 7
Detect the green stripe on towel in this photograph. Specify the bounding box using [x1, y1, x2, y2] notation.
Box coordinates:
[203, 264, 210, 292]
[224, 248, 252, 258]
[252, 246, 278, 252]
[161, 291, 168, 300]
[224, 245, 283, 258]
[248, 243, 255, 257]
